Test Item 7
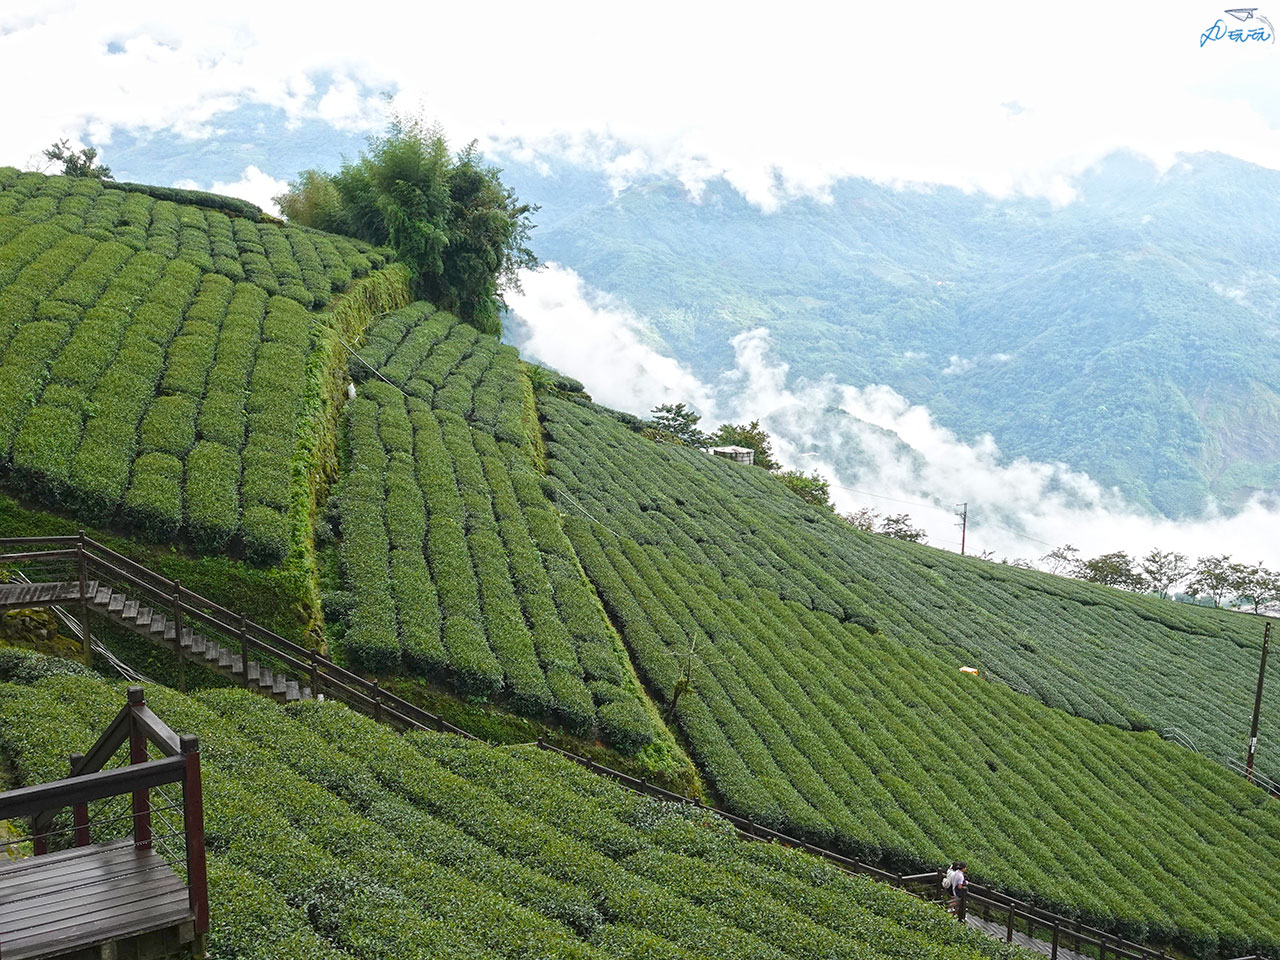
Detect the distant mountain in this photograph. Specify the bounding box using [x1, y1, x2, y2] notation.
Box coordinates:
[503, 151, 1280, 517]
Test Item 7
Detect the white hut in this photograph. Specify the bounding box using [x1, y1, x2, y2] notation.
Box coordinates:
[708, 445, 754, 465]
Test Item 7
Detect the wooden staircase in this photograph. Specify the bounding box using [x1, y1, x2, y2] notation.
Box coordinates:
[0, 533, 472, 737]
[84, 581, 310, 703]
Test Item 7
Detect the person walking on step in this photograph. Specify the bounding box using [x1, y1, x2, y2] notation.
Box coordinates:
[947, 861, 968, 917]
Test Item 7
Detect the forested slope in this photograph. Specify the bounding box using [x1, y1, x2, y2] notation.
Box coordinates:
[0, 651, 1029, 960]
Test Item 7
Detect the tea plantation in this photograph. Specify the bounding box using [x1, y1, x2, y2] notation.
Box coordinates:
[0, 652, 1031, 960]
[537, 396, 1280, 956]
[3, 170, 1280, 959]
[334, 306, 661, 753]
[0, 168, 399, 566]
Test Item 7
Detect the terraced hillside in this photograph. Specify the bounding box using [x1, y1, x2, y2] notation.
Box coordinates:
[4, 170, 1279, 957]
[531, 398, 1280, 956]
[323, 303, 1280, 954]
[0, 169, 401, 569]
[0, 651, 1030, 960]
[334, 307, 664, 755]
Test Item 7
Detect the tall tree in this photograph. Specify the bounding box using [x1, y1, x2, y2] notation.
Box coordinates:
[1039, 544, 1081, 576]
[841, 507, 880, 532]
[274, 114, 537, 335]
[1228, 562, 1280, 615]
[649, 402, 708, 447]
[879, 513, 927, 543]
[1185, 555, 1236, 608]
[1138, 549, 1192, 599]
[708, 420, 780, 470]
[1076, 551, 1144, 590]
[778, 469, 832, 509]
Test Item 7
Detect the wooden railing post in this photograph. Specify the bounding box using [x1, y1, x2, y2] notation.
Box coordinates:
[70, 752, 90, 847]
[372, 678, 383, 722]
[76, 530, 91, 659]
[173, 580, 185, 693]
[1006, 904, 1015, 942]
[309, 653, 319, 697]
[1051, 921, 1060, 959]
[127, 686, 152, 849]
[179, 733, 209, 936]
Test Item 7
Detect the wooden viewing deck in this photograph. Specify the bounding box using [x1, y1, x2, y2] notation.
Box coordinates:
[0, 840, 192, 960]
[0, 688, 207, 960]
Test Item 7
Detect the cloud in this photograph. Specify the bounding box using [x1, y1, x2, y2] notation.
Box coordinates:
[942, 356, 975, 375]
[505, 264, 717, 418]
[207, 165, 289, 212]
[5, 1, 1280, 208]
[512, 268, 1280, 569]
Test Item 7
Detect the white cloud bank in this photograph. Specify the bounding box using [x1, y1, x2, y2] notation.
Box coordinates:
[511, 265, 1280, 569]
[4, 1, 1280, 208]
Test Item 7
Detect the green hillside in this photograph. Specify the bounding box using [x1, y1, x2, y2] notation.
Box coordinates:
[0, 651, 1030, 960]
[507, 153, 1280, 516]
[333, 305, 666, 757]
[535, 395, 1280, 955]
[330, 294, 1280, 956]
[3, 169, 1280, 959]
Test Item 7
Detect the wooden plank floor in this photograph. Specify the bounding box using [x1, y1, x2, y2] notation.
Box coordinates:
[0, 839, 192, 960]
[0, 581, 81, 612]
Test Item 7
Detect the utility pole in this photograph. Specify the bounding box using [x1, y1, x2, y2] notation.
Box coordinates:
[1246, 619, 1271, 782]
[955, 502, 968, 556]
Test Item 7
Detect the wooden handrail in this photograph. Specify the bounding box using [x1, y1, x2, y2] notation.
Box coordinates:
[0, 757, 186, 820]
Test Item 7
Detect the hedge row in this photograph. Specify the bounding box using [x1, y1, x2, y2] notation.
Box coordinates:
[0, 170, 388, 308]
[337, 312, 656, 750]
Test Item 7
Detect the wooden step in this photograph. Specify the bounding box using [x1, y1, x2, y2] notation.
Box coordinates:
[300, 686, 312, 699]
[201, 642, 221, 664]
[121, 599, 138, 619]
[190, 634, 206, 655]
[230, 658, 245, 677]
[93, 585, 111, 605]
[217, 649, 234, 670]
[134, 607, 152, 629]
[284, 680, 300, 701]
[246, 662, 260, 683]
[258, 667, 275, 689]
[148, 613, 167, 636]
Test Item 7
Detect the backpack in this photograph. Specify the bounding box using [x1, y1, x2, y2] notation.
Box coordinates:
[941, 868, 956, 893]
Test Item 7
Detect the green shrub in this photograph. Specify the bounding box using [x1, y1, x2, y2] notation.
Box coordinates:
[186, 441, 242, 552]
[140, 393, 198, 456]
[241, 504, 289, 565]
[122, 451, 184, 540]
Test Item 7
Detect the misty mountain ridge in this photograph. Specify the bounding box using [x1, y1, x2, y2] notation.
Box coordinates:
[502, 149, 1280, 519]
